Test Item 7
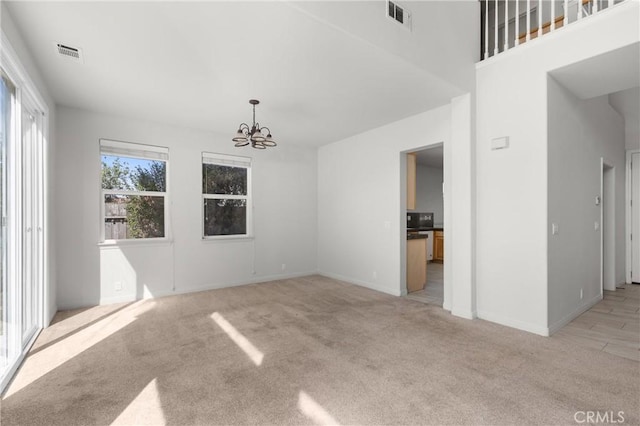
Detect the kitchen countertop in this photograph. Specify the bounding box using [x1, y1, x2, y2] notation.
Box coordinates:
[407, 234, 428, 240]
[407, 227, 443, 240]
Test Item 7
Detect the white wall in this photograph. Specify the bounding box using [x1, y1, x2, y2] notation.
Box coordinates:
[547, 79, 625, 331]
[609, 87, 640, 151]
[317, 96, 476, 319]
[1, 3, 57, 324]
[55, 107, 317, 309]
[476, 0, 638, 335]
[415, 164, 444, 226]
[317, 105, 450, 297]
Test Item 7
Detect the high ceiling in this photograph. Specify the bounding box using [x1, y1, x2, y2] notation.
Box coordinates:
[610, 87, 640, 148]
[549, 42, 640, 100]
[4, 1, 473, 147]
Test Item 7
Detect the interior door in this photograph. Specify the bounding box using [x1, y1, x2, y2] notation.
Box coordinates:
[633, 152, 639, 283]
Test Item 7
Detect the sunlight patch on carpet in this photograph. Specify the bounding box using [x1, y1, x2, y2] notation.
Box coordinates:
[211, 312, 264, 366]
[4, 300, 155, 398]
[298, 391, 341, 426]
[111, 378, 166, 425]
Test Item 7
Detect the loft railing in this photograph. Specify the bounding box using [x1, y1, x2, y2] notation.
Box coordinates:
[480, 0, 627, 60]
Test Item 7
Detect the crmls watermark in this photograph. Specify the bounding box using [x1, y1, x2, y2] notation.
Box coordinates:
[574, 411, 625, 424]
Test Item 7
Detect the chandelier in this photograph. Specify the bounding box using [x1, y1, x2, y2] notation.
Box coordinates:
[232, 99, 277, 149]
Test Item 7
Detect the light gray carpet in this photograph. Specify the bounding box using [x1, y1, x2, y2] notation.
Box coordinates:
[2, 275, 638, 425]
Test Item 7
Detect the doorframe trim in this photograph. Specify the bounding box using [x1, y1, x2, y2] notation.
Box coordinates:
[626, 149, 639, 284]
[600, 158, 615, 293]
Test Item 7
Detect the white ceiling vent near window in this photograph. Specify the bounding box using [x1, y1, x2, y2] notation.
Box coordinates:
[386, 1, 412, 31]
[55, 43, 83, 64]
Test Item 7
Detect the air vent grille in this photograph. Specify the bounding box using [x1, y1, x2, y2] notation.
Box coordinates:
[55, 43, 83, 63]
[387, 1, 412, 31]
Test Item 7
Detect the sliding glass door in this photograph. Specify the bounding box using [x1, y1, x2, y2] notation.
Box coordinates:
[0, 66, 45, 390]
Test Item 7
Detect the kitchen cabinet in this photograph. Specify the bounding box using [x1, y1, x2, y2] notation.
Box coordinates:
[433, 230, 444, 263]
[407, 237, 427, 293]
[407, 153, 416, 210]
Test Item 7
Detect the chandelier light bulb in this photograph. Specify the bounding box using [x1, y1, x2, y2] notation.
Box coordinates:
[263, 133, 277, 147]
[232, 129, 248, 143]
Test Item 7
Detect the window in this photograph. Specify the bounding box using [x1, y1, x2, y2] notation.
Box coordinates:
[100, 139, 168, 241]
[202, 152, 251, 238]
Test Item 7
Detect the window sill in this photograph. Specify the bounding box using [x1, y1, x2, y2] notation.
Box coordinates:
[201, 235, 254, 243]
[98, 238, 173, 248]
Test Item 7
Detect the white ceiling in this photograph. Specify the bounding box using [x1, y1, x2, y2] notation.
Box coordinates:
[549, 42, 640, 100]
[609, 86, 640, 146]
[5, 1, 467, 147]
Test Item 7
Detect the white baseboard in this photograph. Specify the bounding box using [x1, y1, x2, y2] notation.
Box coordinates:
[547, 293, 602, 336]
[93, 271, 319, 307]
[477, 310, 550, 336]
[98, 294, 138, 306]
[451, 308, 477, 320]
[317, 271, 402, 297]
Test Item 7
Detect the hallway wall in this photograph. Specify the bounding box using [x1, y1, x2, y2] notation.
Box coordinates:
[547, 79, 625, 331]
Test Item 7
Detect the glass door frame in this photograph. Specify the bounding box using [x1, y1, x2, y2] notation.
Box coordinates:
[20, 93, 43, 348]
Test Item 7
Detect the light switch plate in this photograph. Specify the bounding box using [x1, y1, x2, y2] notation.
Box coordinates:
[491, 136, 509, 150]
[552, 223, 559, 235]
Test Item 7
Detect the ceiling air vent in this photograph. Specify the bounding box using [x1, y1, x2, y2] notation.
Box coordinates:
[55, 43, 83, 63]
[387, 1, 412, 31]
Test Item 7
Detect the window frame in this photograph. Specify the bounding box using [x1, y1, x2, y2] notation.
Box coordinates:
[99, 139, 170, 244]
[201, 152, 252, 240]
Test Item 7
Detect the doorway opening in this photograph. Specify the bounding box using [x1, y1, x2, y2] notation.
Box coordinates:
[404, 144, 445, 306]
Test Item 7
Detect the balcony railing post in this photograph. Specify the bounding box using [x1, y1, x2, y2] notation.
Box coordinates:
[578, 0, 583, 19]
[551, 0, 556, 30]
[564, 0, 568, 26]
[484, 0, 489, 58]
[504, 0, 509, 51]
[538, 0, 543, 38]
[515, 0, 520, 46]
[494, 0, 499, 55]
[526, 0, 531, 41]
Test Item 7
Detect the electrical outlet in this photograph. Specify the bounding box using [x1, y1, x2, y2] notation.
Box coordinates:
[580, 288, 583, 300]
[552, 223, 559, 235]
[373, 271, 378, 280]
[115, 281, 122, 291]
[281, 264, 286, 271]
[594, 221, 599, 231]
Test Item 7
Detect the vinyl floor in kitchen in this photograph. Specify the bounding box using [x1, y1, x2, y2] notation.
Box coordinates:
[406, 262, 443, 305]
[551, 283, 639, 362]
